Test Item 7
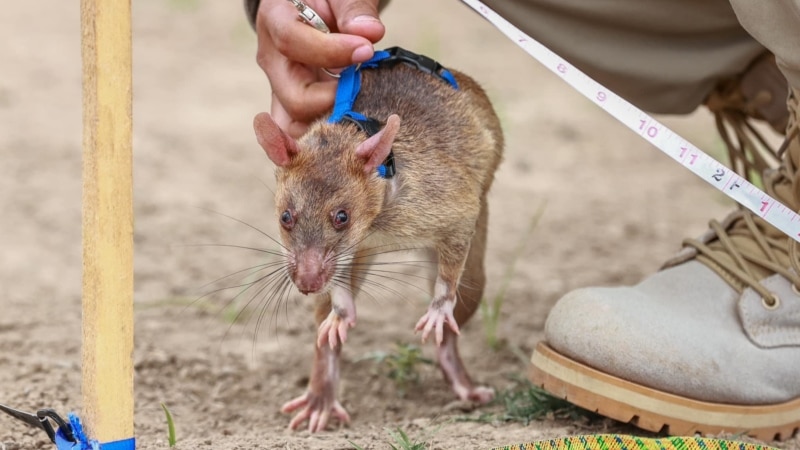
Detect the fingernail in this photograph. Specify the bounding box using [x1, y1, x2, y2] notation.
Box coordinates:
[351, 44, 374, 62]
[352, 15, 380, 24]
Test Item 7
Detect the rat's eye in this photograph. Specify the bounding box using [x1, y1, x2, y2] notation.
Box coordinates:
[280, 209, 295, 230]
[332, 209, 349, 229]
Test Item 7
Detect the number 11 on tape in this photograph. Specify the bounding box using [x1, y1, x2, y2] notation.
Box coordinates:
[461, 0, 800, 243]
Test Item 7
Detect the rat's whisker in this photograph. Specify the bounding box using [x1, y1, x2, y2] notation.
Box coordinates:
[281, 277, 296, 332]
[195, 260, 285, 291]
[349, 259, 434, 268]
[456, 277, 481, 292]
[336, 244, 432, 262]
[182, 261, 286, 322]
[335, 229, 381, 257]
[252, 272, 296, 351]
[252, 174, 276, 196]
[346, 269, 430, 297]
[220, 266, 291, 343]
[241, 267, 293, 335]
[346, 276, 406, 301]
[332, 241, 400, 259]
[196, 206, 289, 252]
[329, 277, 384, 305]
[180, 243, 284, 257]
[332, 268, 419, 300]
[270, 275, 296, 340]
[349, 267, 431, 282]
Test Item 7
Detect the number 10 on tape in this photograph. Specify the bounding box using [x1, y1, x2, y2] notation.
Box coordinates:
[462, 0, 800, 243]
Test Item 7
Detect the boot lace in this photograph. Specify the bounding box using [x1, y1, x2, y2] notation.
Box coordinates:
[678, 85, 799, 304]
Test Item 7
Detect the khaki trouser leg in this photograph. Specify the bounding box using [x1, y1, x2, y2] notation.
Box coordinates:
[729, 0, 800, 93]
[481, 0, 798, 113]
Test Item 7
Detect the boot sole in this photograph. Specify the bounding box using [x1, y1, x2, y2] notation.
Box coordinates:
[529, 342, 800, 441]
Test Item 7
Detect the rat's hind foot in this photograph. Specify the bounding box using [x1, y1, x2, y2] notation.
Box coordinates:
[282, 391, 351, 433]
[437, 328, 494, 404]
[457, 384, 495, 404]
[317, 310, 355, 349]
[414, 300, 460, 345]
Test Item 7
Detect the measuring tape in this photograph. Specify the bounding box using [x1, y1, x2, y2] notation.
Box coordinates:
[460, 0, 800, 244]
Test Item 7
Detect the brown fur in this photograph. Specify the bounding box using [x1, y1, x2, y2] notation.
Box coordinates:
[267, 61, 504, 431]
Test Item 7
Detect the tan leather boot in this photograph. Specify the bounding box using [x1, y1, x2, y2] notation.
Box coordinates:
[530, 54, 800, 441]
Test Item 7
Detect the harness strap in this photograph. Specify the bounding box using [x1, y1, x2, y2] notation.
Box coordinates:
[340, 114, 382, 137]
[328, 50, 392, 124]
[327, 47, 458, 178]
[379, 46, 459, 89]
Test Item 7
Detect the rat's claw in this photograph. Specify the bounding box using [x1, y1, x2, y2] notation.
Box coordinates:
[283, 393, 313, 430]
[282, 392, 351, 433]
[282, 394, 308, 414]
[317, 310, 355, 349]
[414, 303, 460, 345]
[469, 386, 496, 404]
[310, 400, 350, 433]
[287, 407, 311, 431]
[308, 409, 322, 433]
[452, 381, 496, 404]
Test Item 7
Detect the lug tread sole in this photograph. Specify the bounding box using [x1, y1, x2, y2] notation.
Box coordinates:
[529, 342, 800, 441]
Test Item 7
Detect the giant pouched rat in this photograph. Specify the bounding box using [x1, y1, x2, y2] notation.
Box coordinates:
[253, 48, 503, 432]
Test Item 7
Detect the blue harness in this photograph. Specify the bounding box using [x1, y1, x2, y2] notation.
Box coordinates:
[327, 47, 459, 178]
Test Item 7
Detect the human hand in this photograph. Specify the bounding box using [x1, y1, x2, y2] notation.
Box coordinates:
[255, 0, 385, 137]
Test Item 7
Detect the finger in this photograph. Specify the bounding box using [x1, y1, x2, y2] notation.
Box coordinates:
[337, 321, 348, 345]
[331, 0, 385, 43]
[270, 95, 312, 138]
[414, 312, 429, 332]
[449, 322, 461, 335]
[447, 312, 461, 335]
[328, 324, 338, 350]
[436, 317, 444, 346]
[317, 331, 327, 349]
[264, 7, 374, 68]
[308, 409, 321, 433]
[267, 68, 337, 126]
[422, 318, 435, 343]
[288, 408, 311, 430]
[332, 402, 351, 424]
[317, 321, 329, 348]
[282, 393, 309, 413]
[318, 407, 332, 433]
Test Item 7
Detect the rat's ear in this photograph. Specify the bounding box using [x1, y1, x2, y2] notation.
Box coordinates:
[355, 114, 401, 174]
[253, 112, 299, 167]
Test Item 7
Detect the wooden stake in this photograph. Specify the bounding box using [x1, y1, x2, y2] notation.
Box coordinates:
[81, 0, 134, 443]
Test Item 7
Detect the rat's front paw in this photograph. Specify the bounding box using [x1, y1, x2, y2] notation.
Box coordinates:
[317, 310, 355, 349]
[282, 391, 351, 433]
[414, 300, 460, 345]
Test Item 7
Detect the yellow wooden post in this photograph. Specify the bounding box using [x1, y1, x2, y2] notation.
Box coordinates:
[80, 0, 134, 443]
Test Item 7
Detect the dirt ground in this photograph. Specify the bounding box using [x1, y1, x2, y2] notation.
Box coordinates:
[1, 1, 797, 449]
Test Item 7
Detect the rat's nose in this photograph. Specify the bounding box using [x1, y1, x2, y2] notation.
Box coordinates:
[296, 275, 324, 295]
[294, 249, 327, 294]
